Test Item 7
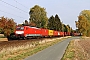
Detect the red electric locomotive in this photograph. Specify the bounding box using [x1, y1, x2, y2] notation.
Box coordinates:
[15, 26, 42, 39]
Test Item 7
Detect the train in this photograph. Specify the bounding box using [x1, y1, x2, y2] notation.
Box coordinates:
[9, 26, 81, 40]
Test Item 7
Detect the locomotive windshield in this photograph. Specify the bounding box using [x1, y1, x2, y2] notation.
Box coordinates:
[16, 27, 24, 30]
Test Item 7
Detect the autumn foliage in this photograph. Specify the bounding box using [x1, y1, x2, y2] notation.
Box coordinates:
[0, 16, 16, 37]
[75, 10, 90, 36]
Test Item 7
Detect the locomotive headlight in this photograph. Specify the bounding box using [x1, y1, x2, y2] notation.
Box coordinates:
[15, 31, 24, 34]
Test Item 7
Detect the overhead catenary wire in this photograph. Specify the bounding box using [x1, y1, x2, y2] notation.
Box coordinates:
[0, 3, 27, 16]
[0, 0, 28, 14]
[13, 0, 29, 9]
[0, 9, 26, 19]
[0, 0, 29, 22]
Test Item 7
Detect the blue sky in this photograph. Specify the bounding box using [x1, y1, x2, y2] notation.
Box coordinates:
[0, 0, 90, 29]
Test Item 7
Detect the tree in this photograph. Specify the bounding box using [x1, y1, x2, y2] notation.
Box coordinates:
[54, 14, 62, 31]
[22, 20, 29, 26]
[29, 5, 48, 28]
[66, 25, 71, 32]
[75, 10, 90, 36]
[76, 15, 90, 36]
[29, 22, 36, 27]
[24, 20, 29, 25]
[79, 15, 89, 36]
[63, 24, 67, 32]
[0, 16, 16, 37]
[80, 10, 90, 21]
[47, 14, 63, 31]
[47, 15, 55, 30]
[80, 10, 90, 36]
[75, 21, 78, 28]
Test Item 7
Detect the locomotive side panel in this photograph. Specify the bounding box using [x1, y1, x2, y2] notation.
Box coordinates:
[24, 26, 42, 37]
[41, 29, 49, 37]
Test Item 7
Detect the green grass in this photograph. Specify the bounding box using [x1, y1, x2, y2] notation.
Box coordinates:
[61, 40, 75, 60]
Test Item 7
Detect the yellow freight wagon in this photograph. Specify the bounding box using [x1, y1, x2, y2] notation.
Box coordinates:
[48, 30, 54, 36]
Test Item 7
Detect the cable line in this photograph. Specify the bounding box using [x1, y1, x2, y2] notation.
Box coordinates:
[0, 9, 26, 19]
[0, 3, 27, 15]
[0, 0, 28, 13]
[13, 0, 29, 9]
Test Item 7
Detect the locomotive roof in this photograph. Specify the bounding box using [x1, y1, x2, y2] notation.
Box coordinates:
[25, 26, 41, 29]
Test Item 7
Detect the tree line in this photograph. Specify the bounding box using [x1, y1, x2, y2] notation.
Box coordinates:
[0, 5, 73, 37]
[29, 5, 72, 32]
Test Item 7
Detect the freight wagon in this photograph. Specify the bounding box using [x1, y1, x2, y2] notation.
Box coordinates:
[53, 31, 60, 37]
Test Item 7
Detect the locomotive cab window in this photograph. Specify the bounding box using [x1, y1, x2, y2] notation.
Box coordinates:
[21, 27, 24, 30]
[16, 27, 24, 30]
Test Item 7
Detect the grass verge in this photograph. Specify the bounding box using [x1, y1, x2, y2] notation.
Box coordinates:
[61, 40, 75, 60]
[0, 37, 70, 60]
